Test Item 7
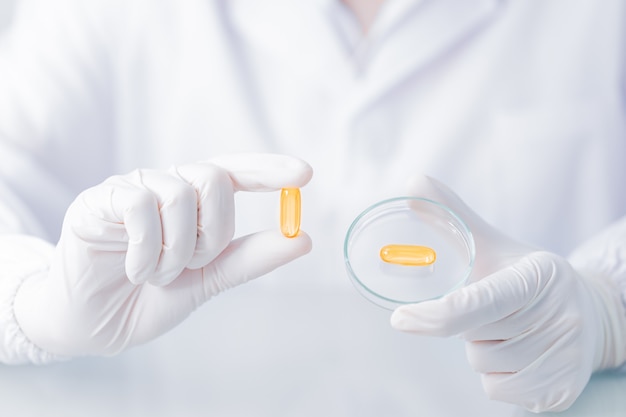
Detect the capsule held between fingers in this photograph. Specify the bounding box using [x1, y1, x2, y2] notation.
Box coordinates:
[280, 188, 301, 238]
[379, 244, 436, 266]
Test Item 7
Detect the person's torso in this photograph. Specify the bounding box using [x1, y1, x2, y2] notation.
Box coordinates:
[63, 0, 626, 281]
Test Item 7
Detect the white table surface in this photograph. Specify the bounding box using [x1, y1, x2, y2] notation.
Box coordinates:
[1, 278, 624, 417]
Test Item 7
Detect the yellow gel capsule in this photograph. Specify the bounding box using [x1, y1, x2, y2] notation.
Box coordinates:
[280, 188, 301, 238]
[379, 244, 436, 266]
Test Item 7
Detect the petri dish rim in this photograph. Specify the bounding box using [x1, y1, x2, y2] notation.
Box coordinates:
[344, 196, 476, 310]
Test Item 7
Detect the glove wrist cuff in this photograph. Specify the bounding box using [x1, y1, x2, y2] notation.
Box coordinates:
[580, 273, 626, 371]
[1, 268, 69, 365]
[0, 235, 69, 365]
[568, 216, 626, 371]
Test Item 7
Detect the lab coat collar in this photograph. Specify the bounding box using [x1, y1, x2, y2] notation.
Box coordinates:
[321, 0, 428, 42]
[345, 0, 503, 112]
[321, 0, 426, 43]
[230, 0, 502, 113]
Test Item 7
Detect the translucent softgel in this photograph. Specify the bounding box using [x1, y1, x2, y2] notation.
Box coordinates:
[344, 197, 475, 310]
[280, 188, 301, 238]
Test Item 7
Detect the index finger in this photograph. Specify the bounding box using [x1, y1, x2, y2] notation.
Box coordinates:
[390, 256, 542, 337]
[209, 153, 313, 192]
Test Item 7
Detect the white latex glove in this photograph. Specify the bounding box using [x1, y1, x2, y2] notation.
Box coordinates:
[13, 153, 312, 357]
[390, 175, 626, 413]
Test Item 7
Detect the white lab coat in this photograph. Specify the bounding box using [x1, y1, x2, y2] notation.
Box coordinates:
[0, 0, 625, 415]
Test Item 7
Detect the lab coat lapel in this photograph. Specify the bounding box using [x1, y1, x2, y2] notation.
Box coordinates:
[357, 0, 502, 111]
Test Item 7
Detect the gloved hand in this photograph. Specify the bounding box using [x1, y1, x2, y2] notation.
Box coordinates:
[13, 153, 313, 357]
[390, 175, 626, 413]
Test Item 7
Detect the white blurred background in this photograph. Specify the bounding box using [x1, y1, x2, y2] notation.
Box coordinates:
[0, 0, 15, 33]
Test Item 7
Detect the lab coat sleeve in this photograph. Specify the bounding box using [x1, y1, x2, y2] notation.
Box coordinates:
[568, 215, 626, 370]
[0, 0, 118, 364]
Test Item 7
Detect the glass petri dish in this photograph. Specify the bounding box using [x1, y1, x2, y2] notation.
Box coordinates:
[344, 197, 475, 310]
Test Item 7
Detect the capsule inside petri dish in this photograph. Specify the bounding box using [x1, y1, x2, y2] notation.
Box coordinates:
[379, 244, 436, 266]
[280, 188, 301, 238]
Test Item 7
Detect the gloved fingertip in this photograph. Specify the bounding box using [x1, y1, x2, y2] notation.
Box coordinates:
[265, 229, 312, 262]
[390, 305, 420, 332]
[186, 245, 224, 270]
[290, 231, 313, 255]
[297, 161, 314, 186]
[126, 271, 147, 286]
[185, 257, 207, 270]
[271, 156, 314, 189]
[278, 155, 313, 184]
[146, 273, 179, 287]
[405, 173, 437, 197]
